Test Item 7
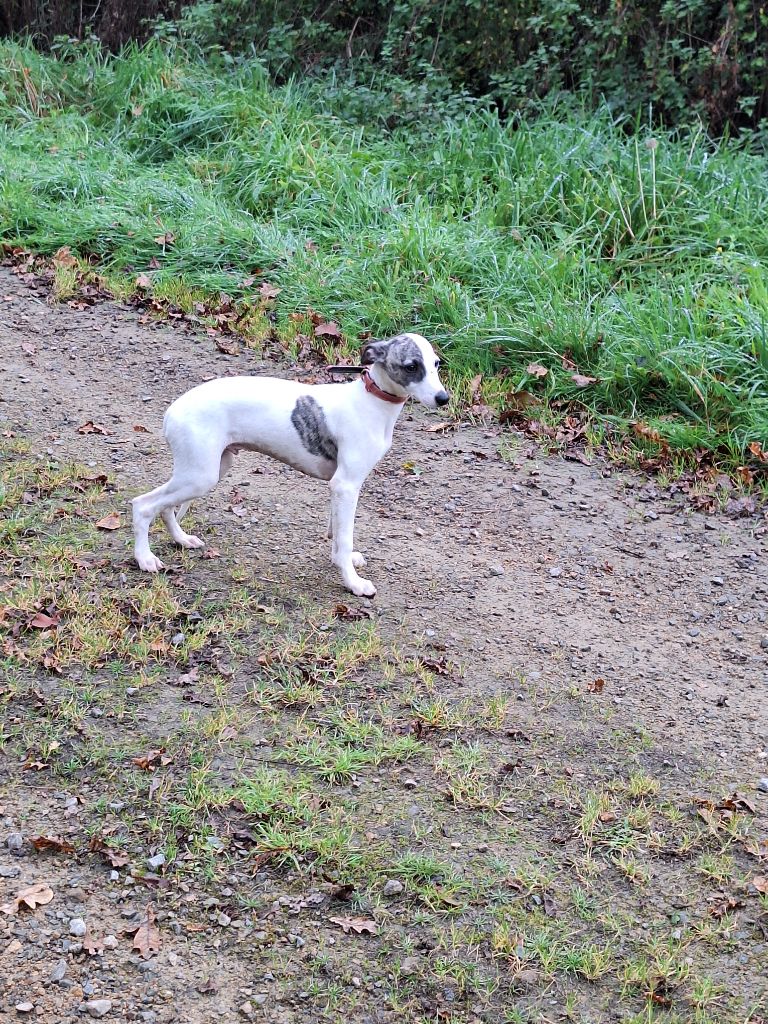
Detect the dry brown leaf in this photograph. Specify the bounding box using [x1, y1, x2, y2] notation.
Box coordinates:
[314, 321, 341, 338]
[153, 232, 175, 246]
[425, 420, 459, 433]
[333, 604, 373, 621]
[131, 748, 173, 771]
[77, 421, 113, 436]
[95, 512, 121, 531]
[133, 424, 150, 433]
[202, 548, 221, 560]
[571, 373, 597, 387]
[587, 678, 606, 693]
[0, 881, 55, 915]
[135, 274, 152, 290]
[259, 282, 281, 300]
[28, 612, 60, 630]
[30, 836, 75, 854]
[132, 905, 161, 959]
[88, 837, 130, 868]
[751, 875, 768, 894]
[328, 915, 378, 935]
[526, 362, 548, 378]
[53, 245, 78, 268]
[748, 441, 768, 463]
[83, 930, 104, 955]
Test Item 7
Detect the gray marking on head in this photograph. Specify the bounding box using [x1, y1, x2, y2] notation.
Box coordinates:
[362, 334, 427, 386]
[291, 396, 338, 462]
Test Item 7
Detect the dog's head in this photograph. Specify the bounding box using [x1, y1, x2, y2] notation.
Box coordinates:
[360, 333, 450, 409]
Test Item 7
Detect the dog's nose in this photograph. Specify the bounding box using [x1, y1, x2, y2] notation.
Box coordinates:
[435, 391, 450, 407]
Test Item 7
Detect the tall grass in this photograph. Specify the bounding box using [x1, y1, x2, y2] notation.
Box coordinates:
[1, 39, 767, 457]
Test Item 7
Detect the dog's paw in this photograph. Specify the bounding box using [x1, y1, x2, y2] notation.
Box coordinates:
[178, 534, 205, 550]
[137, 554, 165, 573]
[351, 551, 366, 569]
[349, 577, 376, 599]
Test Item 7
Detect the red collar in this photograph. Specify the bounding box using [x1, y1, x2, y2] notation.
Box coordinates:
[361, 369, 407, 405]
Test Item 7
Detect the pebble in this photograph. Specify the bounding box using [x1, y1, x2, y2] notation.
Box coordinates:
[382, 879, 404, 897]
[0, 864, 20, 878]
[50, 960, 67, 983]
[85, 1000, 113, 1018]
[487, 564, 504, 576]
[103, 934, 119, 949]
[757, 779, 768, 794]
[15, 1003, 34, 1014]
[252, 994, 268, 1006]
[761, 637, 768, 650]
[239, 1003, 253, 1018]
[7, 832, 24, 854]
[548, 567, 562, 578]
[402, 779, 417, 789]
[171, 633, 185, 646]
[146, 854, 165, 870]
[69, 917, 87, 937]
[400, 957, 421, 976]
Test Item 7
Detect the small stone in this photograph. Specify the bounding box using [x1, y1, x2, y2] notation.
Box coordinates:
[487, 564, 504, 577]
[171, 633, 185, 646]
[548, 567, 562, 578]
[710, 576, 724, 586]
[382, 879, 404, 897]
[7, 832, 24, 854]
[15, 1003, 34, 1014]
[240, 1003, 253, 1018]
[50, 960, 67, 983]
[140, 1014, 157, 1024]
[146, 854, 165, 870]
[760, 637, 768, 651]
[85, 1001, 112, 1018]
[402, 779, 417, 789]
[252, 994, 268, 1007]
[0, 864, 20, 878]
[757, 778, 768, 794]
[217, 912, 232, 927]
[400, 957, 421, 976]
[69, 918, 87, 937]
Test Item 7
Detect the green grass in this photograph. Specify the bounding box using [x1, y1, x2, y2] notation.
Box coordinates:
[2, 37, 768, 465]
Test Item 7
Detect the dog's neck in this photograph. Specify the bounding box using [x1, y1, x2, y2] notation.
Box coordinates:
[364, 364, 408, 404]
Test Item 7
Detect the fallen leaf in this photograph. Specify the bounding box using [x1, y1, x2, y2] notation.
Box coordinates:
[82, 930, 104, 955]
[30, 836, 75, 854]
[526, 362, 548, 378]
[197, 977, 219, 995]
[135, 274, 152, 290]
[0, 881, 55, 915]
[314, 321, 341, 338]
[418, 656, 452, 676]
[587, 678, 605, 693]
[21, 341, 37, 357]
[259, 282, 281, 300]
[28, 612, 60, 630]
[202, 548, 221, 560]
[132, 904, 161, 959]
[751, 875, 768, 895]
[329, 916, 378, 935]
[77, 421, 113, 436]
[748, 441, 768, 463]
[53, 245, 78, 268]
[133, 424, 150, 433]
[215, 337, 240, 355]
[333, 604, 373, 621]
[153, 232, 175, 246]
[709, 897, 744, 918]
[131, 748, 173, 771]
[425, 421, 459, 433]
[95, 512, 121, 531]
[571, 373, 597, 387]
[88, 838, 130, 868]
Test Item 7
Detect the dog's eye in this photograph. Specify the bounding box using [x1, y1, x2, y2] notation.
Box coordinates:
[404, 361, 418, 372]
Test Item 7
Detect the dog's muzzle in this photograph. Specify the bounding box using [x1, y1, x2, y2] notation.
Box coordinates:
[435, 391, 450, 407]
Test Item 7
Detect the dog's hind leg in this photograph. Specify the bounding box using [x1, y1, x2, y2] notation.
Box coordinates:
[173, 446, 233, 526]
[132, 442, 221, 572]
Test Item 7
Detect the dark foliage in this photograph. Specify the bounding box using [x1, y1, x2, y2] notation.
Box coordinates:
[3, 0, 768, 132]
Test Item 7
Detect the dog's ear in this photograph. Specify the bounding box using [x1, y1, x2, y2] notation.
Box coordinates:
[360, 339, 390, 366]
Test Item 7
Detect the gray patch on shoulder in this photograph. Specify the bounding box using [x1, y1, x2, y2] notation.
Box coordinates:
[384, 335, 427, 386]
[291, 396, 338, 462]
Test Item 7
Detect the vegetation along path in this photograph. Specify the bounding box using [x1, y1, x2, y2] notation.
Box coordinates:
[1, 264, 767, 1022]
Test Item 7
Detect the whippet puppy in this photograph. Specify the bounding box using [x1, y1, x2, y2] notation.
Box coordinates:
[131, 333, 449, 597]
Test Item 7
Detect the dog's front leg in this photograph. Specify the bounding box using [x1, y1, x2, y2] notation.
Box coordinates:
[329, 473, 375, 597]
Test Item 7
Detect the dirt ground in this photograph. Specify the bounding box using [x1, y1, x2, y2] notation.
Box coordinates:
[1, 265, 767, 1024]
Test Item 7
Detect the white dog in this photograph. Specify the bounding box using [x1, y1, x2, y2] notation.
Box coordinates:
[131, 333, 449, 597]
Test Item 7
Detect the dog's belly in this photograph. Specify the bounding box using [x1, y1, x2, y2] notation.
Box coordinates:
[226, 443, 337, 481]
